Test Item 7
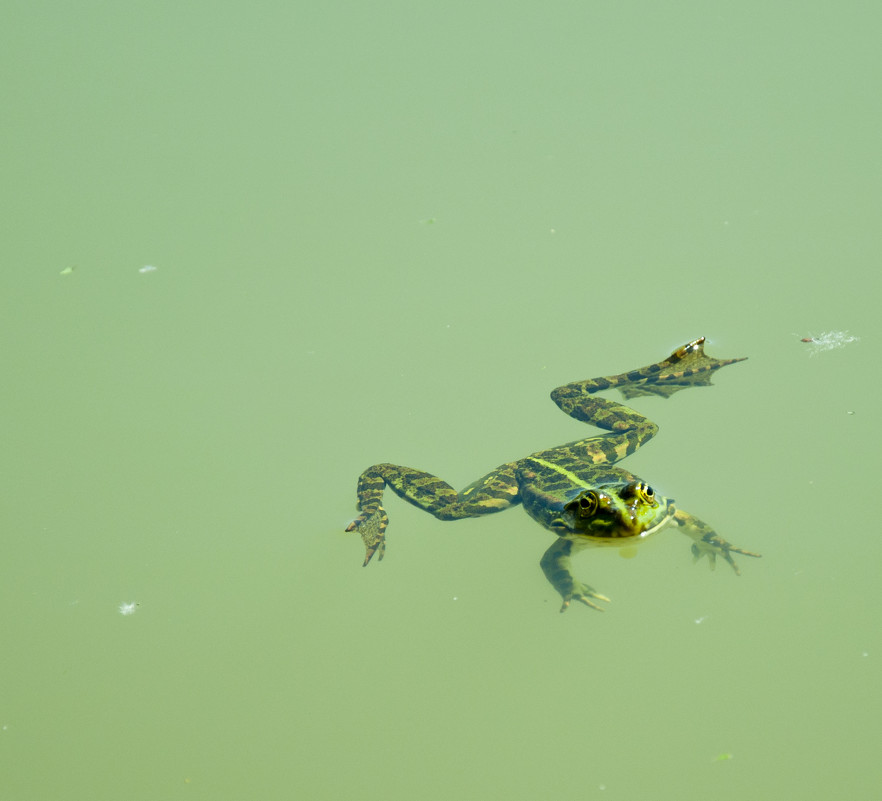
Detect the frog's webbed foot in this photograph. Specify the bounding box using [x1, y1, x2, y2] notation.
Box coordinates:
[345, 506, 389, 566]
[691, 534, 762, 575]
[618, 337, 747, 400]
[559, 583, 612, 614]
[672, 508, 760, 575]
[540, 537, 610, 613]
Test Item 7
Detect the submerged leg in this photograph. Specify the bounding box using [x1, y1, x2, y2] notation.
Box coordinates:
[540, 538, 611, 613]
[672, 509, 761, 574]
[346, 463, 519, 565]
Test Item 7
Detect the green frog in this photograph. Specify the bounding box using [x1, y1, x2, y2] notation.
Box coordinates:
[345, 338, 760, 612]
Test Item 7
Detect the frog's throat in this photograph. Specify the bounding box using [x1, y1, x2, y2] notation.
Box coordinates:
[573, 503, 676, 543]
[640, 506, 676, 537]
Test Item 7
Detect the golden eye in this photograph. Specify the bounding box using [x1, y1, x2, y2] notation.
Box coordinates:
[576, 492, 598, 518]
[636, 483, 656, 504]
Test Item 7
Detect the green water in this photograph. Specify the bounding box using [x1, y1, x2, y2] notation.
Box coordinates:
[2, 2, 880, 798]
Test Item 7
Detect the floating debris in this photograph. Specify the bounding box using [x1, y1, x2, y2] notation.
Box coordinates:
[59, 266, 76, 275]
[138, 265, 158, 274]
[118, 601, 139, 616]
[797, 331, 859, 356]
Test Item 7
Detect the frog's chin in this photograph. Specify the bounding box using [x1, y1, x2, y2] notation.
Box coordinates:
[634, 510, 676, 538]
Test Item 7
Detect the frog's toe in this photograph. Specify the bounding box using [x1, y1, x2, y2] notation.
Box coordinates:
[692, 541, 761, 575]
[362, 538, 385, 566]
[560, 588, 611, 613]
[346, 507, 388, 566]
[721, 546, 762, 575]
[692, 542, 718, 570]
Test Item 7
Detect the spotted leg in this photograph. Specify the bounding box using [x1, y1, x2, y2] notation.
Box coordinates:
[540, 538, 611, 613]
[672, 509, 761, 574]
[346, 462, 520, 565]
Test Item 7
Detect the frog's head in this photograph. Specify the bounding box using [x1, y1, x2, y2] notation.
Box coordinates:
[552, 481, 674, 541]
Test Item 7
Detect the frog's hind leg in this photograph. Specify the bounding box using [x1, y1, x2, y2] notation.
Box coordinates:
[552, 338, 746, 415]
[346, 462, 519, 565]
[606, 337, 747, 401]
[548, 338, 746, 463]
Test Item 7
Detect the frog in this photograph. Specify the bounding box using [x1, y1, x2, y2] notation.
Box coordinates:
[345, 337, 760, 612]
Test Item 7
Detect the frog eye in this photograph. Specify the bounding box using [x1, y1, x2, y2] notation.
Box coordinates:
[622, 481, 657, 505]
[573, 491, 599, 518]
[635, 483, 656, 505]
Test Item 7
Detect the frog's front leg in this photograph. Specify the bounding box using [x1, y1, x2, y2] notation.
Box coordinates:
[672, 508, 761, 574]
[346, 463, 519, 565]
[540, 538, 611, 613]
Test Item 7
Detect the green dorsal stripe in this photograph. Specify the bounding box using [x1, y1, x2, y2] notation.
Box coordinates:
[528, 457, 593, 490]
